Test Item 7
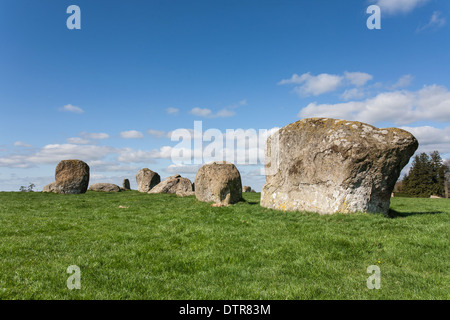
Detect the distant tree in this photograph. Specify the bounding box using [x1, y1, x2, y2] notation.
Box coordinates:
[430, 151, 447, 196]
[19, 183, 35, 192]
[402, 151, 449, 197]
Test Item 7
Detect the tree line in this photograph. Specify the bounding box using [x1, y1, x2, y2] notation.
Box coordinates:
[400, 151, 449, 198]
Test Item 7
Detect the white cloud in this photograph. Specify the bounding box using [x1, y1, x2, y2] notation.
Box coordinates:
[13, 141, 32, 147]
[279, 72, 344, 96]
[278, 73, 308, 85]
[417, 11, 446, 32]
[66, 137, 91, 145]
[215, 109, 236, 118]
[165, 163, 201, 174]
[190, 107, 235, 118]
[0, 142, 178, 169]
[120, 130, 144, 139]
[0, 155, 35, 168]
[189, 100, 245, 118]
[279, 72, 373, 97]
[391, 74, 414, 89]
[340, 88, 366, 101]
[299, 84, 450, 125]
[147, 129, 168, 138]
[0, 144, 116, 168]
[28, 144, 115, 164]
[400, 126, 450, 154]
[88, 160, 139, 173]
[375, 0, 430, 15]
[344, 72, 373, 87]
[166, 107, 179, 115]
[190, 107, 213, 117]
[117, 146, 173, 163]
[59, 104, 84, 114]
[67, 133, 109, 145]
[80, 132, 110, 140]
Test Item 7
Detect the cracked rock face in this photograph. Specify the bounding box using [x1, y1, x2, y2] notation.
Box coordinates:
[195, 161, 242, 205]
[260, 118, 418, 214]
[136, 168, 161, 193]
[43, 160, 90, 194]
[89, 183, 121, 192]
[148, 174, 194, 196]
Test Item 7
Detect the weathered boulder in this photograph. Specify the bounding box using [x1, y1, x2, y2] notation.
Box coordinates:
[123, 179, 131, 190]
[89, 183, 121, 192]
[243, 186, 252, 192]
[149, 174, 194, 196]
[195, 161, 242, 205]
[43, 160, 90, 194]
[260, 118, 418, 214]
[42, 182, 57, 193]
[136, 168, 160, 192]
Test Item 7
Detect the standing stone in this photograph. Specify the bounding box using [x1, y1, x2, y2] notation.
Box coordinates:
[89, 183, 121, 192]
[136, 168, 160, 193]
[195, 161, 242, 205]
[260, 118, 418, 214]
[149, 174, 194, 196]
[123, 179, 131, 190]
[43, 160, 90, 194]
[243, 186, 252, 193]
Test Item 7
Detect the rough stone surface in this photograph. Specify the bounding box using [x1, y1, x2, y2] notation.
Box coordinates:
[43, 160, 90, 194]
[89, 183, 121, 192]
[260, 118, 418, 214]
[176, 189, 195, 197]
[136, 168, 160, 193]
[243, 186, 252, 192]
[42, 182, 56, 193]
[123, 179, 131, 190]
[195, 161, 242, 205]
[149, 174, 194, 195]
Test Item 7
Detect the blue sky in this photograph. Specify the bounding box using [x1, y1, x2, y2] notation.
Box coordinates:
[0, 0, 449, 191]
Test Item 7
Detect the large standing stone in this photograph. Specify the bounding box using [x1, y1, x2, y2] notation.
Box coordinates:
[123, 179, 131, 190]
[149, 174, 194, 196]
[89, 183, 121, 192]
[43, 160, 90, 194]
[136, 168, 160, 192]
[195, 161, 242, 205]
[260, 118, 418, 214]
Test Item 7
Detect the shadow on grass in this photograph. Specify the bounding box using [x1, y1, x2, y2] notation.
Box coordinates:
[387, 208, 447, 218]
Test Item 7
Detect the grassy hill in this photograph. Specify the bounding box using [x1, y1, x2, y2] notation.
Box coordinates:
[0, 191, 448, 300]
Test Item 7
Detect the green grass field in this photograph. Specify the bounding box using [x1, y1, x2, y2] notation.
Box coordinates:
[0, 191, 448, 300]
